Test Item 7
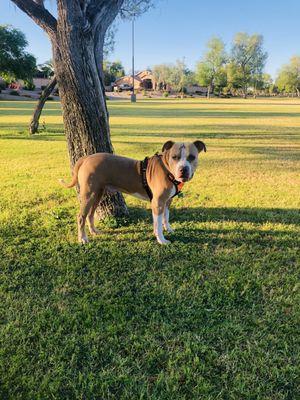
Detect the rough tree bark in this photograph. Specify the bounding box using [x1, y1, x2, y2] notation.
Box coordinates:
[29, 75, 57, 134]
[12, 0, 128, 218]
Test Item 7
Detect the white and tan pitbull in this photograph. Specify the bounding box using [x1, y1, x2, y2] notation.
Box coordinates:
[59, 140, 206, 245]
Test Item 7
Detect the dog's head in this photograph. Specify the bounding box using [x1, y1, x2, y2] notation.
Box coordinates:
[162, 140, 206, 182]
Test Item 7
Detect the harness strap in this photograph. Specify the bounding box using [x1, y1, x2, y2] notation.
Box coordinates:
[155, 154, 184, 198]
[140, 157, 153, 201]
[140, 154, 184, 201]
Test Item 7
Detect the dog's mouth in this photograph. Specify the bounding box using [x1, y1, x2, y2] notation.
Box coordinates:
[177, 171, 194, 182]
[178, 175, 190, 182]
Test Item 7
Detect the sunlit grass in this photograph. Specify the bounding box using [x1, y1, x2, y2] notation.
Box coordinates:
[0, 98, 299, 399]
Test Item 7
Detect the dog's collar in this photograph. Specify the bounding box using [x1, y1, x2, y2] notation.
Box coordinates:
[155, 153, 185, 193]
[140, 154, 184, 201]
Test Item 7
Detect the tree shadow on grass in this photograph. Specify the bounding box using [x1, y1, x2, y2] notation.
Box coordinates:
[128, 206, 300, 226]
[106, 205, 300, 247]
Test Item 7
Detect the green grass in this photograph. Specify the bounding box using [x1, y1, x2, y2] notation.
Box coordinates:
[0, 98, 299, 399]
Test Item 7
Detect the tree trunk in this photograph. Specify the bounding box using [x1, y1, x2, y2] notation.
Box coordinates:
[29, 75, 57, 134]
[11, 0, 127, 218]
[51, 9, 127, 218]
[207, 86, 210, 99]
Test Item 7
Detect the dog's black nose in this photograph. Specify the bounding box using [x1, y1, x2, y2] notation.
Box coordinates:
[179, 166, 189, 178]
[180, 166, 189, 175]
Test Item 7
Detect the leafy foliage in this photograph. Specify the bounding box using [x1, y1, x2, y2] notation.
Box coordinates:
[167, 59, 189, 94]
[276, 56, 300, 96]
[229, 33, 267, 97]
[103, 60, 125, 86]
[152, 60, 195, 93]
[196, 37, 227, 96]
[0, 25, 36, 81]
[121, 0, 155, 18]
[152, 64, 173, 90]
[36, 60, 54, 78]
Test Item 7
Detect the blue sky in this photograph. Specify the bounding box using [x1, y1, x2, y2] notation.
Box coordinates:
[1, 0, 300, 78]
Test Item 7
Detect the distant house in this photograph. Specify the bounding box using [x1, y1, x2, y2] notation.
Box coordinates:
[33, 77, 51, 89]
[135, 70, 155, 89]
[114, 70, 155, 91]
[186, 84, 208, 95]
[32, 69, 52, 89]
[114, 71, 209, 95]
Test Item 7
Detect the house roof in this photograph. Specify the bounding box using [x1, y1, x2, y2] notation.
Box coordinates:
[135, 70, 153, 79]
[115, 70, 154, 85]
[115, 75, 142, 84]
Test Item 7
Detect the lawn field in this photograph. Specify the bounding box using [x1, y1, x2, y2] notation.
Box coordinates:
[0, 98, 299, 399]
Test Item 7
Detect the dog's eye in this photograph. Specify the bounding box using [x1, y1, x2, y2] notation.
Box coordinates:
[188, 154, 195, 162]
[172, 155, 179, 160]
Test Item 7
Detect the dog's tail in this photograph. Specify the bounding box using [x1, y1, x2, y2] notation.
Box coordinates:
[59, 156, 88, 188]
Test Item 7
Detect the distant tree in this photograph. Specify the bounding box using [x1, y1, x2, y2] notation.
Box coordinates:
[152, 64, 173, 90]
[184, 69, 197, 87]
[253, 73, 273, 96]
[36, 60, 54, 78]
[168, 59, 189, 96]
[152, 62, 195, 94]
[103, 60, 125, 86]
[29, 75, 57, 134]
[30, 58, 55, 134]
[276, 56, 300, 96]
[226, 61, 242, 95]
[196, 37, 227, 98]
[230, 33, 267, 98]
[0, 25, 36, 83]
[214, 66, 227, 96]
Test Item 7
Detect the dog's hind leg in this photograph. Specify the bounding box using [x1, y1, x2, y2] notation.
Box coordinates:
[77, 189, 96, 244]
[87, 188, 104, 236]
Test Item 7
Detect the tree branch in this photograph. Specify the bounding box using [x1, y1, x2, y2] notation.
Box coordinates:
[120, 0, 154, 18]
[11, 0, 57, 37]
[85, 0, 124, 33]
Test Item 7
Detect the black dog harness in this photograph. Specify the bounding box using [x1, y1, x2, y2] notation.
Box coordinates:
[140, 154, 184, 201]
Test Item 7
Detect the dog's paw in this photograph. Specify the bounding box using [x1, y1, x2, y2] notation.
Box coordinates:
[79, 236, 89, 244]
[157, 238, 171, 245]
[164, 225, 174, 233]
[90, 228, 101, 236]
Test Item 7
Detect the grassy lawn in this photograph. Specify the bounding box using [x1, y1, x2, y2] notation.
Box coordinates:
[0, 98, 299, 399]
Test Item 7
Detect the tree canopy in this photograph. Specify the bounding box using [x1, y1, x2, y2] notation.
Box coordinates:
[276, 56, 300, 96]
[196, 37, 227, 97]
[0, 25, 36, 82]
[103, 60, 125, 86]
[229, 33, 267, 97]
[152, 60, 193, 94]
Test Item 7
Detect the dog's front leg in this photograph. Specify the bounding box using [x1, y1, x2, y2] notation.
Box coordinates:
[152, 198, 170, 245]
[163, 199, 174, 233]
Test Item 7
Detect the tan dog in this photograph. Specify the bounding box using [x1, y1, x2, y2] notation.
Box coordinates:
[59, 140, 206, 245]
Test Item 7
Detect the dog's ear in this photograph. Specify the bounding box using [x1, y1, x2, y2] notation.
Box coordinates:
[193, 140, 207, 153]
[162, 140, 175, 152]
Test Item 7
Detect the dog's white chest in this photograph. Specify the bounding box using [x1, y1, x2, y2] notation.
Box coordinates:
[169, 186, 176, 199]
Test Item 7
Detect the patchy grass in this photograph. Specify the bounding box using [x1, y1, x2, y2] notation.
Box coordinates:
[0, 98, 299, 399]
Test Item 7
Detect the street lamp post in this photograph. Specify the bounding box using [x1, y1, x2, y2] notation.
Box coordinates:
[131, 16, 136, 103]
